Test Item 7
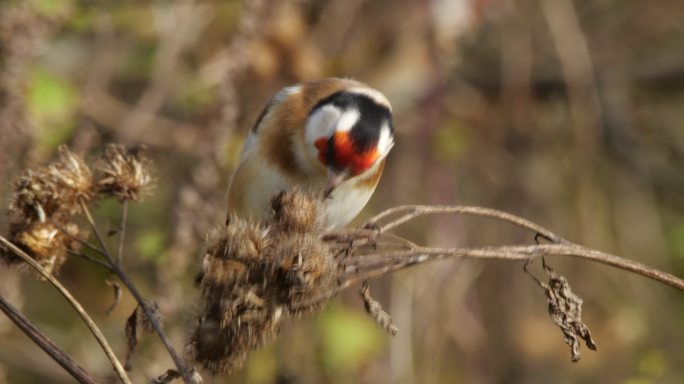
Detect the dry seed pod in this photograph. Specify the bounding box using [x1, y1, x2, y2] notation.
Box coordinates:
[46, 146, 95, 213]
[4, 221, 83, 276]
[97, 144, 154, 202]
[9, 169, 60, 224]
[268, 232, 337, 314]
[270, 188, 321, 233]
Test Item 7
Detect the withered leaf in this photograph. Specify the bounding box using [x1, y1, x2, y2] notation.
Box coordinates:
[525, 257, 597, 362]
[361, 282, 398, 335]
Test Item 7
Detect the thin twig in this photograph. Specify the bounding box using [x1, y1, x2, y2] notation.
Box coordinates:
[78, 200, 193, 384]
[0, 294, 98, 384]
[50, 219, 105, 256]
[0, 235, 131, 384]
[67, 250, 114, 271]
[363, 205, 566, 243]
[117, 199, 128, 266]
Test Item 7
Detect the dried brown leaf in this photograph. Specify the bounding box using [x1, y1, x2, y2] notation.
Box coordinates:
[525, 258, 597, 362]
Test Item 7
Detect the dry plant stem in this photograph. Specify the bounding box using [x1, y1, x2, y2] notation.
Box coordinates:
[336, 243, 684, 293]
[50, 220, 104, 256]
[0, 294, 98, 384]
[327, 204, 684, 292]
[67, 250, 114, 271]
[116, 199, 128, 266]
[0, 235, 131, 384]
[364, 205, 566, 243]
[79, 200, 193, 384]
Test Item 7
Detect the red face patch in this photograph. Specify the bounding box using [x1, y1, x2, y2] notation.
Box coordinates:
[315, 132, 378, 176]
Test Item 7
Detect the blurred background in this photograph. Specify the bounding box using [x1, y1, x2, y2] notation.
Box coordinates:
[2, 0, 684, 383]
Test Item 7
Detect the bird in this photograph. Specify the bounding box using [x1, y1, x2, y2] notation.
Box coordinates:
[226, 78, 395, 229]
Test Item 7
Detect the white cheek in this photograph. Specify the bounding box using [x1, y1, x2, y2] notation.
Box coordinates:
[305, 105, 341, 147]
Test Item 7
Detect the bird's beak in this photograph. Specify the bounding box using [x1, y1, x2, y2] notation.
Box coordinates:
[324, 169, 348, 198]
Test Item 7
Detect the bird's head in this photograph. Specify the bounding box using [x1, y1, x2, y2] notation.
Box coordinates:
[305, 88, 394, 196]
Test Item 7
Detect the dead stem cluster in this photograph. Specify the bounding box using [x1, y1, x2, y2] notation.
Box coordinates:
[1, 144, 153, 275]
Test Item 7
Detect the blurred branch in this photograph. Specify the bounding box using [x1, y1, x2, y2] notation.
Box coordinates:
[0, 235, 132, 384]
[0, 294, 98, 384]
[117, 3, 211, 140]
[82, 90, 201, 151]
[540, 0, 603, 154]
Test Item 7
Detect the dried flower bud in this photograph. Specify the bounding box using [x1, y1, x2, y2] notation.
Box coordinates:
[200, 219, 269, 287]
[47, 146, 95, 210]
[268, 232, 337, 314]
[96, 144, 154, 202]
[9, 146, 94, 223]
[270, 188, 321, 233]
[3, 221, 83, 276]
[10, 169, 60, 224]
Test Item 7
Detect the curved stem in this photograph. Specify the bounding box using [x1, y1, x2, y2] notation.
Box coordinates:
[116, 199, 128, 266]
[0, 236, 131, 384]
[363, 205, 566, 243]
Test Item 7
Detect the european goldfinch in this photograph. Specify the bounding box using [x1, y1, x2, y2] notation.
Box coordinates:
[227, 78, 395, 229]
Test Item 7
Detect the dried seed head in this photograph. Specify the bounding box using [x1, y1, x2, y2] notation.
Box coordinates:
[97, 144, 154, 202]
[270, 188, 321, 233]
[189, 309, 283, 375]
[47, 146, 95, 212]
[8, 146, 94, 223]
[268, 232, 337, 314]
[9, 169, 60, 224]
[3, 221, 83, 276]
[200, 219, 269, 287]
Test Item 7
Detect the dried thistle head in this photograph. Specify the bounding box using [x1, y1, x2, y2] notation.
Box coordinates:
[8, 146, 94, 223]
[191, 218, 281, 374]
[4, 146, 92, 276]
[46, 146, 95, 212]
[268, 232, 337, 315]
[96, 144, 154, 202]
[3, 221, 83, 276]
[9, 169, 60, 224]
[270, 188, 321, 233]
[200, 219, 269, 287]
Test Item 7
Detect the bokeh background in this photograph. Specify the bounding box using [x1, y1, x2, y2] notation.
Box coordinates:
[2, 0, 684, 383]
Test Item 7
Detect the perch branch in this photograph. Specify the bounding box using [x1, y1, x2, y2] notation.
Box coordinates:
[327, 205, 684, 292]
